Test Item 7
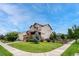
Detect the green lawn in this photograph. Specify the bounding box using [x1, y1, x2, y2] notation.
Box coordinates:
[61, 40, 79, 56]
[0, 45, 13, 56]
[9, 42, 62, 53]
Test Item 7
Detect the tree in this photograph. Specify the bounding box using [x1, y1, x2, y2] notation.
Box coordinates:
[67, 29, 73, 40]
[72, 25, 79, 43]
[68, 25, 79, 43]
[50, 33, 53, 42]
[0, 34, 5, 40]
[60, 34, 67, 44]
[50, 32, 57, 42]
[53, 32, 57, 39]
[60, 34, 65, 40]
[5, 32, 18, 41]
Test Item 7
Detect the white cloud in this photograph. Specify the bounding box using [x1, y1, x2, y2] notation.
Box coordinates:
[0, 4, 53, 34]
[0, 28, 8, 34]
[0, 4, 32, 27]
[0, 4, 20, 15]
[0, 25, 19, 34]
[0, 4, 37, 34]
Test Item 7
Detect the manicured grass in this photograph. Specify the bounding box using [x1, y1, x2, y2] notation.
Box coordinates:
[0, 45, 13, 56]
[61, 40, 79, 56]
[9, 42, 62, 53]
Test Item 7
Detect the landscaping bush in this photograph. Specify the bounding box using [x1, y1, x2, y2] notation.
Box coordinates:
[46, 39, 51, 42]
[40, 39, 44, 42]
[26, 35, 33, 42]
[5, 32, 18, 42]
[26, 34, 39, 44]
[26, 39, 33, 42]
[32, 31, 40, 44]
[33, 38, 39, 44]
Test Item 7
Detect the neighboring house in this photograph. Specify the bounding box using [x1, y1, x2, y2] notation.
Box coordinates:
[18, 32, 27, 41]
[18, 23, 53, 41]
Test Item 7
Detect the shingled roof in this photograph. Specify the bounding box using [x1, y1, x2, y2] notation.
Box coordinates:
[30, 23, 52, 30]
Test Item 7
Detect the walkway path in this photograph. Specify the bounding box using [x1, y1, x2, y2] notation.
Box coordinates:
[0, 40, 75, 56]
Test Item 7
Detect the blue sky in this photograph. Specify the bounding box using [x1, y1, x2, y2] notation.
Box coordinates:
[0, 3, 79, 34]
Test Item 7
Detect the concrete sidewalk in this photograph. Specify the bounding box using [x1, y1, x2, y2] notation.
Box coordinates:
[0, 40, 75, 56]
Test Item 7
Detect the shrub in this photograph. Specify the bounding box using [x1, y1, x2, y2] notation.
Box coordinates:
[27, 34, 39, 44]
[33, 38, 39, 44]
[26, 35, 33, 42]
[27, 38, 34, 42]
[5, 32, 18, 42]
[46, 39, 51, 42]
[60, 34, 69, 44]
[32, 32, 40, 44]
[40, 39, 44, 42]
